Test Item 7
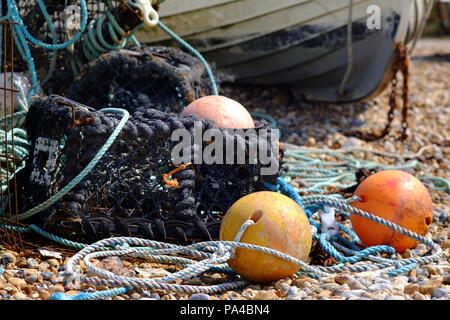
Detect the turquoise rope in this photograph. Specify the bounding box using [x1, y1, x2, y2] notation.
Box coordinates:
[1, 0, 89, 99]
[156, 21, 218, 96]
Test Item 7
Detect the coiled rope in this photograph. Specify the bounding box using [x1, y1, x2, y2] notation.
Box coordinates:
[44, 177, 442, 300]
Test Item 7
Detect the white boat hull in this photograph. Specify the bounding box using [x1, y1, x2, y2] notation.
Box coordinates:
[136, 0, 433, 102]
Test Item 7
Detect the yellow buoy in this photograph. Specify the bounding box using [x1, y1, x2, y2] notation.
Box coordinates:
[219, 191, 312, 283]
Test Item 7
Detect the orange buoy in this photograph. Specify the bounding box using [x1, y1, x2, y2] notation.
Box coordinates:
[180, 95, 255, 129]
[219, 191, 312, 283]
[350, 170, 433, 253]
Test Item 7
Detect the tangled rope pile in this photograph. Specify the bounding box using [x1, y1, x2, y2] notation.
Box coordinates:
[282, 143, 450, 194]
[40, 176, 443, 300]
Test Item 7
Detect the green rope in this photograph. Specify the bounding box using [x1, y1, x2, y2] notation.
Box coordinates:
[282, 144, 449, 194]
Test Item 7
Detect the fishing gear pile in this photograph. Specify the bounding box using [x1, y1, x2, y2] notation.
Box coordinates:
[14, 95, 282, 244]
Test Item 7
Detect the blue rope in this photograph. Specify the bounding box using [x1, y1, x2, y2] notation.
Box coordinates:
[0, 0, 89, 100]
[50, 287, 131, 300]
[155, 21, 218, 96]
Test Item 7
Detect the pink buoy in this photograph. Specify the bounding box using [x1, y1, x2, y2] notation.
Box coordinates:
[180, 95, 255, 129]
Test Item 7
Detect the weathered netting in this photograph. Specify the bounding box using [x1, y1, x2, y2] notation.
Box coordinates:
[14, 95, 282, 243]
[66, 46, 216, 114]
[10, 0, 147, 94]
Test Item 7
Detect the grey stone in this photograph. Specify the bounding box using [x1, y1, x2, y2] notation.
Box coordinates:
[320, 283, 340, 291]
[26, 258, 38, 269]
[356, 278, 372, 287]
[279, 282, 291, 294]
[0, 252, 15, 266]
[416, 269, 429, 277]
[129, 293, 141, 300]
[341, 290, 366, 299]
[286, 286, 298, 297]
[431, 288, 449, 299]
[374, 277, 390, 284]
[41, 271, 54, 281]
[367, 283, 393, 292]
[25, 274, 38, 284]
[188, 293, 210, 300]
[349, 280, 366, 290]
[150, 293, 160, 300]
[385, 296, 406, 300]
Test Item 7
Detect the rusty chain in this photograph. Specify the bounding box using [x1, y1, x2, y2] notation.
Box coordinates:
[347, 43, 410, 141]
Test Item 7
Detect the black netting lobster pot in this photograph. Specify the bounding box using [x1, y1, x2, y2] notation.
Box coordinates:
[66, 46, 216, 114]
[15, 96, 282, 243]
[12, 0, 146, 94]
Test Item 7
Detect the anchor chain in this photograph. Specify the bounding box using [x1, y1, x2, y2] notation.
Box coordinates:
[347, 43, 410, 141]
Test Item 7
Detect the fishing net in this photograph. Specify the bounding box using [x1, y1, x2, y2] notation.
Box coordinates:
[9, 0, 150, 94]
[66, 46, 216, 114]
[13, 95, 282, 244]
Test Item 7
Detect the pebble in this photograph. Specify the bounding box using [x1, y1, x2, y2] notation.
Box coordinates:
[286, 286, 298, 297]
[41, 271, 54, 281]
[367, 283, 393, 293]
[25, 275, 38, 284]
[349, 279, 367, 290]
[341, 290, 367, 299]
[431, 288, 448, 299]
[39, 290, 50, 300]
[46, 259, 60, 269]
[49, 284, 65, 293]
[26, 258, 38, 269]
[419, 285, 435, 295]
[317, 290, 331, 297]
[252, 290, 278, 300]
[275, 281, 291, 295]
[188, 293, 210, 300]
[404, 284, 420, 295]
[30, 292, 39, 299]
[319, 283, 340, 291]
[129, 293, 141, 300]
[0, 252, 16, 266]
[412, 293, 427, 300]
[13, 292, 27, 300]
[385, 295, 406, 300]
[150, 293, 160, 300]
[7, 277, 27, 289]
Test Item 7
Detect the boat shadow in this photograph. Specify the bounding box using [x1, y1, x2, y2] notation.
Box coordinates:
[223, 83, 375, 145]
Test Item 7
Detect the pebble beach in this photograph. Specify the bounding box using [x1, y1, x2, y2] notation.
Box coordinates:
[0, 39, 448, 301]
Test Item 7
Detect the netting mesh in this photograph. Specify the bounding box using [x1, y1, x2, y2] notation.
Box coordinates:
[11, 0, 144, 94]
[14, 96, 282, 243]
[66, 46, 216, 114]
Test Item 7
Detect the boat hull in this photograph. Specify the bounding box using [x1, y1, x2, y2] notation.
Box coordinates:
[136, 0, 433, 103]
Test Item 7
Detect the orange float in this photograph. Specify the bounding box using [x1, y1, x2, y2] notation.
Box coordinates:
[180, 95, 255, 129]
[219, 191, 312, 283]
[350, 170, 433, 253]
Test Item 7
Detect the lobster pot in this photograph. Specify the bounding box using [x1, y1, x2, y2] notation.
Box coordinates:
[14, 96, 282, 243]
[67, 46, 216, 114]
[11, 1, 153, 94]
